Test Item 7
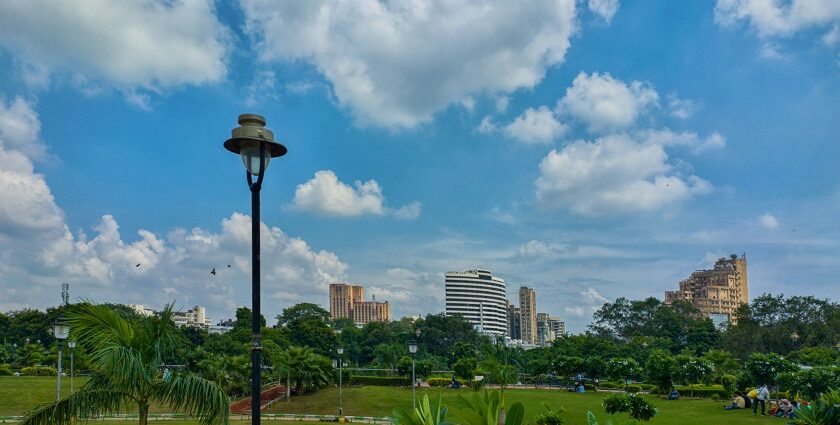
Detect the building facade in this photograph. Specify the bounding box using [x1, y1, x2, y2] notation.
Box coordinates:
[329, 283, 390, 325]
[665, 254, 749, 325]
[519, 287, 537, 344]
[548, 317, 566, 337]
[445, 269, 508, 335]
[507, 302, 522, 340]
[172, 305, 211, 328]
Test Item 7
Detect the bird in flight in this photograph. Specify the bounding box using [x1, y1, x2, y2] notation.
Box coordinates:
[227, 265, 231, 268]
[136, 263, 141, 267]
[211, 268, 216, 275]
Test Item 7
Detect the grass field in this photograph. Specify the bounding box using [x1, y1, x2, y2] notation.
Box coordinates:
[1, 377, 784, 424]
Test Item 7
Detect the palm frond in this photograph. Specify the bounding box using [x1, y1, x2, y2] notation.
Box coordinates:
[67, 302, 135, 352]
[153, 372, 230, 425]
[20, 388, 135, 425]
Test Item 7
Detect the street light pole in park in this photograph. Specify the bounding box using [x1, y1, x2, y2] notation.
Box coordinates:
[53, 315, 70, 401]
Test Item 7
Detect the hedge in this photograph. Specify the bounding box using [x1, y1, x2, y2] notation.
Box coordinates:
[627, 385, 642, 393]
[0, 365, 12, 376]
[428, 378, 452, 387]
[21, 366, 58, 376]
[348, 376, 410, 386]
[673, 385, 727, 399]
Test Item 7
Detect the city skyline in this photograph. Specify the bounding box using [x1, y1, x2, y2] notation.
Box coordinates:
[1, 2, 840, 333]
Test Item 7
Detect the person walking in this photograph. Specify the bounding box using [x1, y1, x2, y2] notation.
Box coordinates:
[753, 384, 769, 415]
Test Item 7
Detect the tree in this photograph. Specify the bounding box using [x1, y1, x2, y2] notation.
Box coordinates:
[372, 343, 404, 369]
[607, 358, 640, 389]
[743, 352, 795, 387]
[701, 349, 739, 381]
[583, 357, 608, 382]
[21, 303, 229, 425]
[675, 354, 713, 397]
[276, 303, 329, 326]
[273, 346, 332, 395]
[277, 303, 335, 356]
[453, 357, 478, 382]
[553, 356, 584, 383]
[645, 350, 677, 393]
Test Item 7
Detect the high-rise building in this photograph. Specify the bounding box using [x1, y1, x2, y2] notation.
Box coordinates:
[329, 283, 390, 325]
[665, 254, 749, 325]
[548, 317, 565, 337]
[535, 313, 565, 346]
[173, 305, 211, 328]
[445, 269, 508, 335]
[507, 302, 521, 340]
[329, 283, 364, 319]
[519, 286, 537, 344]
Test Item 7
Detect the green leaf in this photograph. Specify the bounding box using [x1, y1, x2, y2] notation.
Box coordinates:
[504, 402, 524, 425]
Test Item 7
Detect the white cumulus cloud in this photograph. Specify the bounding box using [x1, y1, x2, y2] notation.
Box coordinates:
[0, 0, 230, 102]
[241, 0, 577, 128]
[504, 106, 567, 145]
[588, 0, 620, 23]
[557, 72, 659, 133]
[291, 170, 420, 219]
[535, 133, 713, 215]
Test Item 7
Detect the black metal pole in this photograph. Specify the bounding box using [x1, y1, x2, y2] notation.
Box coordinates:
[250, 143, 266, 425]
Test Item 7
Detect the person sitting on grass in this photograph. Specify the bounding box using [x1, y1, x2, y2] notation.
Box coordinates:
[667, 389, 680, 400]
[724, 392, 746, 410]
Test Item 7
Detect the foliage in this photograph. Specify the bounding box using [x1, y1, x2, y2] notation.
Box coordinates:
[778, 367, 840, 401]
[674, 355, 713, 396]
[19, 302, 229, 425]
[20, 366, 56, 376]
[791, 390, 840, 425]
[720, 374, 737, 397]
[554, 356, 584, 379]
[197, 354, 249, 396]
[0, 364, 13, 376]
[791, 347, 840, 367]
[534, 404, 564, 425]
[348, 375, 411, 386]
[273, 346, 332, 394]
[391, 394, 450, 425]
[606, 358, 639, 387]
[644, 350, 677, 393]
[743, 352, 796, 387]
[453, 357, 478, 381]
[602, 393, 657, 422]
[451, 390, 525, 425]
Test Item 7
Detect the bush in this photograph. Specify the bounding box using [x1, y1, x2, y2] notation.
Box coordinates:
[0, 364, 13, 376]
[603, 393, 657, 422]
[348, 375, 411, 386]
[626, 385, 642, 393]
[673, 385, 727, 399]
[428, 378, 451, 387]
[720, 374, 737, 397]
[534, 409, 564, 425]
[21, 366, 57, 376]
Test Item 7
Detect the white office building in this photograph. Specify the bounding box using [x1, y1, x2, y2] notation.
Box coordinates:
[445, 269, 508, 335]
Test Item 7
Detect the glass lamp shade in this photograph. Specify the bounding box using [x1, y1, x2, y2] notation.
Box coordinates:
[53, 319, 70, 340]
[240, 143, 271, 175]
[337, 346, 344, 355]
[408, 339, 418, 354]
[68, 340, 76, 349]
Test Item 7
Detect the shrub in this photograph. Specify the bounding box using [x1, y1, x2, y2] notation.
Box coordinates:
[534, 409, 564, 425]
[348, 375, 410, 386]
[720, 374, 737, 397]
[626, 385, 642, 393]
[673, 385, 727, 399]
[0, 364, 13, 376]
[428, 378, 451, 387]
[602, 393, 657, 422]
[21, 366, 57, 376]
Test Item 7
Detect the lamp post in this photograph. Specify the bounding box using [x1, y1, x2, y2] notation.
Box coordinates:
[408, 339, 418, 410]
[68, 340, 76, 393]
[224, 114, 287, 425]
[791, 331, 800, 350]
[53, 315, 70, 401]
[337, 346, 344, 416]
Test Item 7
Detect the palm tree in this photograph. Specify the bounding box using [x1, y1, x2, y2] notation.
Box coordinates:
[273, 346, 332, 395]
[21, 303, 229, 425]
[198, 354, 249, 396]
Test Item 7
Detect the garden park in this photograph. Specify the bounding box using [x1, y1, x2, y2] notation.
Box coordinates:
[0, 293, 838, 424]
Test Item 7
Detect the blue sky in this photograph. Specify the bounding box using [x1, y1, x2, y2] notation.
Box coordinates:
[0, 0, 839, 332]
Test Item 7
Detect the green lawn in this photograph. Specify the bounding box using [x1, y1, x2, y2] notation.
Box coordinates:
[1, 377, 785, 425]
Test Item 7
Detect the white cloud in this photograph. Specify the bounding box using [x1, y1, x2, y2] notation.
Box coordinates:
[666, 94, 698, 120]
[715, 0, 840, 38]
[759, 41, 787, 60]
[557, 72, 658, 133]
[0, 1, 229, 100]
[291, 170, 420, 219]
[516, 240, 560, 260]
[588, 0, 620, 23]
[495, 96, 510, 113]
[564, 306, 585, 317]
[641, 129, 726, 153]
[535, 133, 713, 215]
[504, 106, 567, 144]
[487, 207, 517, 225]
[476, 116, 498, 134]
[581, 287, 610, 305]
[393, 202, 422, 220]
[758, 212, 780, 229]
[241, 0, 577, 128]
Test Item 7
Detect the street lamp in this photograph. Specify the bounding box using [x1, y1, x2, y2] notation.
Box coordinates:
[68, 340, 76, 393]
[791, 331, 800, 348]
[224, 114, 287, 425]
[53, 315, 70, 401]
[408, 339, 418, 410]
[337, 346, 344, 416]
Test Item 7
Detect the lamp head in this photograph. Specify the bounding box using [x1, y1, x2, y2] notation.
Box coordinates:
[337, 346, 344, 355]
[68, 340, 76, 349]
[53, 314, 70, 341]
[223, 114, 287, 175]
[408, 339, 418, 355]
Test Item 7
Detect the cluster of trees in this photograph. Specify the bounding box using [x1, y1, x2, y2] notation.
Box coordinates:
[2, 293, 839, 400]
